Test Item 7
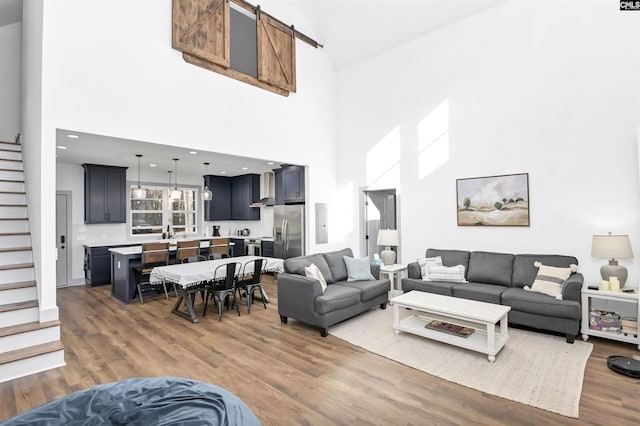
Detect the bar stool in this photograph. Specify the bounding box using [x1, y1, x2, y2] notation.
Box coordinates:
[134, 242, 170, 304]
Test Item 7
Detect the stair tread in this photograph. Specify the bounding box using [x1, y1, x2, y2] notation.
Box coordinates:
[0, 280, 36, 291]
[0, 232, 30, 236]
[0, 246, 32, 253]
[0, 192, 26, 195]
[0, 300, 38, 313]
[0, 159, 21, 162]
[0, 218, 28, 221]
[0, 341, 64, 365]
[0, 263, 33, 271]
[0, 204, 27, 207]
[0, 320, 60, 338]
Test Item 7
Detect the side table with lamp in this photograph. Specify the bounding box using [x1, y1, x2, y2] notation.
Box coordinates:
[377, 229, 399, 266]
[591, 232, 634, 287]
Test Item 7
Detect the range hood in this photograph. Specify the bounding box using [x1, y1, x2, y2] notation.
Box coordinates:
[250, 171, 275, 207]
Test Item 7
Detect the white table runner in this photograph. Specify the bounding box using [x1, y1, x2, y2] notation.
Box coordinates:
[150, 256, 283, 289]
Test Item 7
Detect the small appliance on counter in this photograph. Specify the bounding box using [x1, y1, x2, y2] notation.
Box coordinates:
[212, 225, 221, 237]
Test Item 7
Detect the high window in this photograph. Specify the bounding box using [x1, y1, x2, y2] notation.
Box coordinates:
[130, 186, 197, 236]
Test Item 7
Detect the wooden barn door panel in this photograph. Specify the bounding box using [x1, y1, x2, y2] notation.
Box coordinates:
[257, 13, 296, 93]
[172, 0, 230, 67]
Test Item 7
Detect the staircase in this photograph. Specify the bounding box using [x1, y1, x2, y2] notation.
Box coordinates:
[0, 140, 64, 383]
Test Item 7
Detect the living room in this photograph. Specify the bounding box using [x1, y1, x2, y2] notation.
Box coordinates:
[1, 0, 640, 424]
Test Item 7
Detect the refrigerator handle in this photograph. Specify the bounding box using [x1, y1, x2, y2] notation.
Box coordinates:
[283, 219, 288, 254]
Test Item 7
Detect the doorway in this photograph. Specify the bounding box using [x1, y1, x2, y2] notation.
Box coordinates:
[56, 191, 72, 287]
[361, 189, 397, 261]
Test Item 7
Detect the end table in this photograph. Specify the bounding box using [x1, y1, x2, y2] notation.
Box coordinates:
[380, 263, 407, 301]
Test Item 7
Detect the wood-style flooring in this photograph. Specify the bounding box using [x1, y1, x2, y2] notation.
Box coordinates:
[1, 277, 639, 425]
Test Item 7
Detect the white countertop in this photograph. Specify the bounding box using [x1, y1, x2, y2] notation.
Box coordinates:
[110, 240, 235, 256]
[84, 236, 231, 248]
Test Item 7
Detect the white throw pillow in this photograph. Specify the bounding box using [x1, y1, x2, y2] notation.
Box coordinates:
[417, 256, 443, 280]
[423, 264, 467, 283]
[524, 261, 578, 300]
[304, 263, 328, 293]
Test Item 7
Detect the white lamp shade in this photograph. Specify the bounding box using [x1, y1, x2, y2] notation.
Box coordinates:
[591, 234, 634, 259]
[132, 187, 146, 199]
[377, 229, 399, 247]
[202, 187, 213, 200]
[170, 189, 182, 200]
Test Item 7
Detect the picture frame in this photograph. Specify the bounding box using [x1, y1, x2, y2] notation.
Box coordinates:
[456, 173, 530, 226]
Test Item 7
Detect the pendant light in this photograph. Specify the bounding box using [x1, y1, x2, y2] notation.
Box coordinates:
[132, 154, 146, 199]
[169, 158, 182, 200]
[167, 170, 173, 199]
[202, 162, 213, 201]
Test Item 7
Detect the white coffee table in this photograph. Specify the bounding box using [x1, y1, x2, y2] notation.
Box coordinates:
[391, 291, 510, 362]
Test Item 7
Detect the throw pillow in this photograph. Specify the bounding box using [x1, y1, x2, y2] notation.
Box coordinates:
[423, 265, 468, 283]
[417, 256, 443, 280]
[304, 263, 328, 293]
[343, 256, 375, 282]
[524, 261, 578, 300]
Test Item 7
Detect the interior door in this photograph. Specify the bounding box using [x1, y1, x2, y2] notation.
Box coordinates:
[56, 193, 69, 287]
[362, 189, 397, 261]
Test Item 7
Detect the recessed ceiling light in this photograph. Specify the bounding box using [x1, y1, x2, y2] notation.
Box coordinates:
[67, 134, 79, 139]
[267, 162, 274, 165]
[241, 167, 248, 170]
[56, 145, 67, 149]
[220, 171, 227, 174]
[189, 151, 197, 154]
[149, 163, 157, 167]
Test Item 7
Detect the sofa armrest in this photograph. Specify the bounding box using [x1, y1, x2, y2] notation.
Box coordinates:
[407, 262, 421, 279]
[562, 272, 583, 303]
[276, 273, 324, 324]
[370, 263, 381, 279]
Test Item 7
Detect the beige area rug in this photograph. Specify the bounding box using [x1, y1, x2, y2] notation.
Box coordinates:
[329, 307, 593, 418]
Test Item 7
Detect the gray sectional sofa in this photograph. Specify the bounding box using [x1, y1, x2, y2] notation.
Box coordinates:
[277, 248, 390, 336]
[401, 249, 584, 343]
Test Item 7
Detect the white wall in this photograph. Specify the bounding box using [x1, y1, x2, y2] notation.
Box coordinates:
[0, 21, 21, 141]
[42, 0, 338, 287]
[337, 1, 640, 287]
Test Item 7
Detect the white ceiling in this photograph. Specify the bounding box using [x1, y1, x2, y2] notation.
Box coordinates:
[10, 0, 505, 178]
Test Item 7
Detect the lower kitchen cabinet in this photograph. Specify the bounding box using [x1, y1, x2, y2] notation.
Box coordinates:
[230, 238, 245, 257]
[261, 240, 274, 257]
[84, 244, 129, 286]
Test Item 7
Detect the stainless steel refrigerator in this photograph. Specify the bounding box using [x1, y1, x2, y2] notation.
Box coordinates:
[274, 205, 305, 259]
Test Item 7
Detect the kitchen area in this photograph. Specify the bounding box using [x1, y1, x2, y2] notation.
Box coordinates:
[55, 131, 309, 298]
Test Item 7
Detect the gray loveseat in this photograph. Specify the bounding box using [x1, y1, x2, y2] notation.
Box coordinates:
[277, 248, 390, 336]
[401, 249, 584, 343]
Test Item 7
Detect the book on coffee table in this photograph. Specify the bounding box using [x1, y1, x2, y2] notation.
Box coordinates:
[425, 320, 475, 338]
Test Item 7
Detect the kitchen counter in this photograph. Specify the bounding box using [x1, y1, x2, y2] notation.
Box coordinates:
[83, 236, 231, 249]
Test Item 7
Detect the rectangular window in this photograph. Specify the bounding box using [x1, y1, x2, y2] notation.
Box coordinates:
[130, 186, 197, 236]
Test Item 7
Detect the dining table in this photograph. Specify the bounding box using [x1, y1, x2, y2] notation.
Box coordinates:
[150, 256, 284, 323]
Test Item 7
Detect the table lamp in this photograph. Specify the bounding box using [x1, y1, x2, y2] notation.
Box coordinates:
[591, 233, 634, 287]
[377, 229, 399, 266]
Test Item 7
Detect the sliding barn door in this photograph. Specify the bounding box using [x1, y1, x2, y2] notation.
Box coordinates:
[257, 12, 296, 92]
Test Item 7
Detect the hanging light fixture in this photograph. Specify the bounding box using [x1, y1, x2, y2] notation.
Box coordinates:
[167, 170, 173, 199]
[202, 162, 213, 201]
[170, 158, 182, 200]
[132, 154, 146, 199]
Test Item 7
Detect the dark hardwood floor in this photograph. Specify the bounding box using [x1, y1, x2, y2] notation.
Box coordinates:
[1, 277, 639, 425]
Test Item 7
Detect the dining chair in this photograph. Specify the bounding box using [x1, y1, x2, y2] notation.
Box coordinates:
[176, 240, 200, 263]
[208, 238, 230, 260]
[203, 262, 242, 321]
[134, 242, 170, 304]
[235, 258, 267, 313]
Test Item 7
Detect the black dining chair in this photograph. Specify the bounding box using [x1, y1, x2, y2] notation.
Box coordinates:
[235, 258, 267, 313]
[203, 262, 241, 321]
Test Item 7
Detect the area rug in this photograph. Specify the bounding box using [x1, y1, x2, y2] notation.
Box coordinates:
[329, 307, 593, 418]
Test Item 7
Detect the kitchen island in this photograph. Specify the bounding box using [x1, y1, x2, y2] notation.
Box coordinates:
[108, 237, 233, 303]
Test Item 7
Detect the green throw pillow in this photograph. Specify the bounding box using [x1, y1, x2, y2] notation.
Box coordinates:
[343, 256, 375, 282]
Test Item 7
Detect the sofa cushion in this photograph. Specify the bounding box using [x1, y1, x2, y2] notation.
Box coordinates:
[524, 262, 578, 300]
[467, 251, 514, 286]
[343, 256, 375, 281]
[402, 277, 458, 296]
[323, 248, 353, 283]
[284, 254, 334, 284]
[452, 282, 507, 304]
[417, 256, 443, 279]
[512, 254, 579, 288]
[304, 263, 327, 293]
[426, 249, 470, 273]
[501, 287, 581, 320]
[422, 265, 467, 283]
[314, 284, 362, 314]
[344, 279, 389, 301]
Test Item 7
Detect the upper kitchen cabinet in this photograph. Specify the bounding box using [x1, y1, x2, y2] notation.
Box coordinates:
[274, 165, 305, 204]
[83, 164, 127, 224]
[204, 175, 232, 221]
[231, 174, 261, 220]
[204, 174, 261, 221]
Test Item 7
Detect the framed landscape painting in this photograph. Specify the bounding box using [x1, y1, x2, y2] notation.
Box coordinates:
[456, 173, 530, 226]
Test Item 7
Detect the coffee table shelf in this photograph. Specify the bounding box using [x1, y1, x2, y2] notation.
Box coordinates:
[392, 291, 510, 362]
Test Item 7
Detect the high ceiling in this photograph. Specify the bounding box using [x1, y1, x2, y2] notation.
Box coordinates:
[4, 0, 506, 178]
